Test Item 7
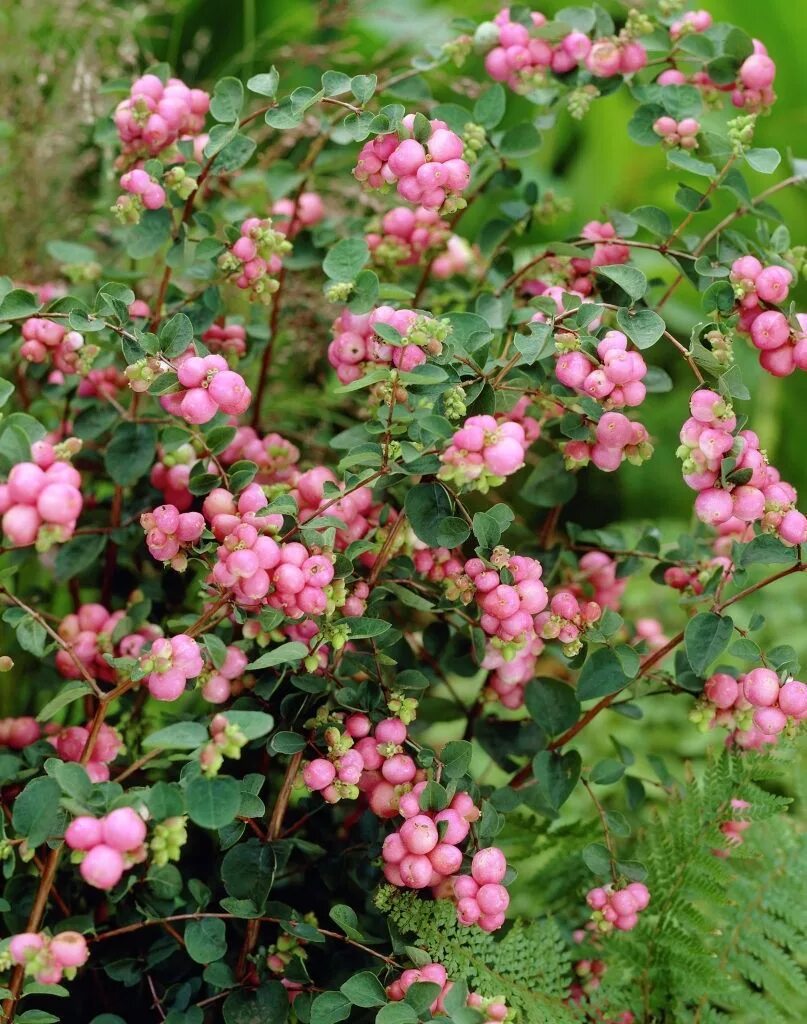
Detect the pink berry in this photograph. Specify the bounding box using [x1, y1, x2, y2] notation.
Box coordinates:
[101, 807, 147, 852]
[743, 667, 780, 707]
[49, 931, 89, 968]
[80, 844, 125, 890]
[471, 847, 507, 886]
[778, 679, 807, 718]
[65, 816, 104, 851]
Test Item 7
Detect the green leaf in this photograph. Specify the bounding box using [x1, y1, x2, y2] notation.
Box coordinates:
[341, 972, 387, 1008]
[582, 841, 612, 875]
[684, 612, 734, 675]
[37, 681, 93, 722]
[143, 722, 208, 750]
[323, 238, 369, 282]
[105, 422, 156, 486]
[310, 991, 351, 1024]
[185, 775, 241, 829]
[0, 288, 40, 320]
[220, 711, 274, 740]
[221, 839, 276, 902]
[54, 535, 106, 582]
[499, 123, 541, 158]
[50, 760, 92, 800]
[531, 750, 581, 810]
[745, 147, 781, 174]
[0, 378, 13, 409]
[440, 740, 473, 780]
[351, 75, 377, 104]
[524, 678, 580, 735]
[14, 616, 47, 657]
[473, 85, 505, 129]
[615, 308, 665, 349]
[159, 313, 194, 357]
[405, 482, 465, 546]
[590, 758, 626, 785]
[210, 76, 244, 122]
[185, 918, 227, 963]
[342, 617, 391, 640]
[322, 70, 352, 97]
[376, 1006, 417, 1024]
[667, 149, 716, 177]
[247, 641, 308, 670]
[12, 777, 63, 847]
[126, 208, 172, 259]
[329, 904, 364, 940]
[270, 731, 307, 754]
[247, 68, 279, 98]
[738, 534, 798, 568]
[223, 984, 288, 1024]
[596, 265, 647, 302]
[72, 404, 118, 441]
[577, 647, 633, 700]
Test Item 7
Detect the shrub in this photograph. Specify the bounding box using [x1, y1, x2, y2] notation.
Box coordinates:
[0, 3, 804, 1022]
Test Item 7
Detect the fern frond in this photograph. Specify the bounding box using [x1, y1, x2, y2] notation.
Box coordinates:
[378, 888, 575, 1024]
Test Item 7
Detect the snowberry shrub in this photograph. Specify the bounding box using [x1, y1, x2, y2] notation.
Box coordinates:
[0, 3, 805, 1022]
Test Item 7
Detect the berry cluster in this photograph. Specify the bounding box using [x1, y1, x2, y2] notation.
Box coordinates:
[198, 644, 248, 703]
[303, 715, 419, 809]
[555, 330, 648, 410]
[328, 305, 449, 385]
[669, 9, 712, 39]
[271, 192, 325, 237]
[652, 115, 701, 149]
[438, 414, 529, 492]
[678, 390, 807, 545]
[150, 442, 197, 509]
[564, 412, 652, 474]
[353, 115, 470, 211]
[366, 206, 471, 278]
[204, 487, 337, 612]
[199, 714, 247, 775]
[20, 318, 91, 377]
[141, 504, 205, 571]
[586, 882, 651, 933]
[138, 634, 204, 701]
[477, 8, 646, 92]
[51, 723, 123, 782]
[449, 847, 511, 933]
[7, 932, 89, 986]
[0, 455, 83, 549]
[387, 961, 511, 1022]
[219, 428, 299, 483]
[696, 669, 807, 749]
[201, 322, 247, 358]
[66, 807, 147, 890]
[292, 466, 381, 552]
[113, 168, 166, 222]
[160, 350, 252, 424]
[482, 635, 544, 709]
[731, 255, 805, 377]
[535, 589, 602, 657]
[460, 551, 549, 651]
[113, 74, 209, 158]
[218, 217, 292, 301]
[571, 551, 627, 611]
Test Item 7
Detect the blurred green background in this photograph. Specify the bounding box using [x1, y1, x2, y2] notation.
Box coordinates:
[2, 0, 806, 654]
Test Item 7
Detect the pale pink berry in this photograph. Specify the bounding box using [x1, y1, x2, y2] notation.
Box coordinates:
[102, 807, 147, 852]
[50, 932, 89, 968]
[743, 667, 780, 707]
[80, 844, 125, 890]
[778, 679, 807, 718]
[303, 758, 336, 791]
[65, 816, 104, 851]
[471, 847, 507, 885]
